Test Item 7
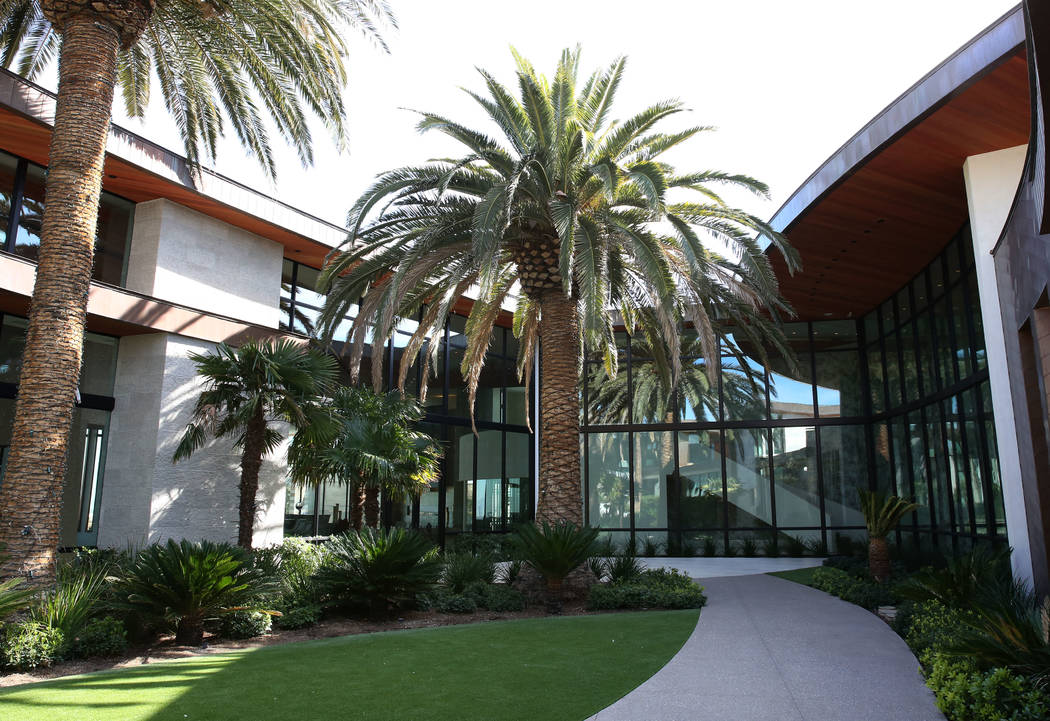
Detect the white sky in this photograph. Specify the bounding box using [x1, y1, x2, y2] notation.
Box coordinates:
[100, 0, 1020, 229]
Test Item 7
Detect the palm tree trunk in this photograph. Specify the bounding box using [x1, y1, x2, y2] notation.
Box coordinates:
[350, 482, 365, 530]
[0, 15, 123, 581]
[536, 290, 582, 526]
[869, 536, 891, 582]
[237, 404, 267, 549]
[364, 486, 380, 528]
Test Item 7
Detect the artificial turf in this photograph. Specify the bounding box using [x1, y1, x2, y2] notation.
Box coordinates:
[0, 610, 699, 721]
[767, 566, 820, 586]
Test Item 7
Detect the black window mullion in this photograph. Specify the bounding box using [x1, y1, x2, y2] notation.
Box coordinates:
[5, 159, 26, 252]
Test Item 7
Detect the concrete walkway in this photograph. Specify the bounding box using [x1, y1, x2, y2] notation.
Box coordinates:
[591, 574, 944, 721]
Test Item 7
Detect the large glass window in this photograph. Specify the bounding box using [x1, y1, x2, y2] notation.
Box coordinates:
[587, 432, 630, 528]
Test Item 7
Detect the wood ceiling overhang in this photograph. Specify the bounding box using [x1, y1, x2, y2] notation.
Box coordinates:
[0, 89, 342, 270]
[769, 9, 1030, 321]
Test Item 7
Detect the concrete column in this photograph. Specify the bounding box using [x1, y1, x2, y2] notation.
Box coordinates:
[99, 332, 288, 549]
[963, 144, 1043, 588]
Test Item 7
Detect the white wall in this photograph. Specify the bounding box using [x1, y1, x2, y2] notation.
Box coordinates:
[962, 145, 1035, 586]
[125, 198, 284, 328]
[99, 332, 288, 549]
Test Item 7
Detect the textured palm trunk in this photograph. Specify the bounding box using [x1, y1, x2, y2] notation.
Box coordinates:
[175, 615, 205, 646]
[0, 11, 128, 580]
[236, 405, 267, 549]
[350, 482, 365, 530]
[364, 486, 380, 528]
[536, 290, 583, 526]
[869, 536, 891, 582]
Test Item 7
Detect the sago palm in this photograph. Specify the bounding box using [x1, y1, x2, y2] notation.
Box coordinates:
[0, 0, 393, 579]
[288, 385, 442, 530]
[858, 489, 919, 581]
[173, 339, 338, 548]
[319, 48, 799, 525]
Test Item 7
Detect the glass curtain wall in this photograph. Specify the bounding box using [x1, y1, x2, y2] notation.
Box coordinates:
[0, 148, 135, 286]
[581, 224, 1002, 554]
[280, 259, 534, 544]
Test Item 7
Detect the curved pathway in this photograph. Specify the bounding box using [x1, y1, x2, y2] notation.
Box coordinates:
[591, 573, 945, 721]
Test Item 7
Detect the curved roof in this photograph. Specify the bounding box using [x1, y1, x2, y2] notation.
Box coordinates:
[769, 6, 1029, 320]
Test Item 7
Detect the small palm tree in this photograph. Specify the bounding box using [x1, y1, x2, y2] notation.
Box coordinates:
[318, 48, 798, 526]
[288, 385, 442, 530]
[513, 521, 599, 613]
[0, 0, 392, 579]
[858, 489, 919, 581]
[173, 339, 337, 548]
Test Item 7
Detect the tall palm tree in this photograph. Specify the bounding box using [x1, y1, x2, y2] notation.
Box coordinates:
[319, 48, 799, 526]
[173, 339, 338, 548]
[288, 385, 442, 530]
[0, 0, 392, 578]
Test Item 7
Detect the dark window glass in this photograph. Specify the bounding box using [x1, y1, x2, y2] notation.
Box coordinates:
[815, 350, 864, 418]
[93, 193, 133, 285]
[908, 413, 930, 525]
[475, 428, 503, 531]
[13, 163, 44, 263]
[0, 152, 17, 248]
[883, 332, 901, 408]
[867, 343, 884, 413]
[768, 323, 814, 420]
[445, 425, 474, 532]
[506, 431, 530, 525]
[811, 320, 857, 350]
[820, 425, 866, 526]
[968, 273, 986, 372]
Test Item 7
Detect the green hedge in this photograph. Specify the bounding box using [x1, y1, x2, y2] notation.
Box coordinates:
[587, 568, 706, 611]
[810, 566, 894, 610]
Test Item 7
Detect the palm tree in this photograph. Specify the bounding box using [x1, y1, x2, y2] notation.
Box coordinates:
[0, 0, 393, 578]
[173, 339, 337, 548]
[288, 385, 442, 530]
[858, 489, 919, 582]
[318, 48, 799, 526]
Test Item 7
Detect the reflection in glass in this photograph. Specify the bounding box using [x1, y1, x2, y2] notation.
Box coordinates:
[722, 336, 767, 421]
[587, 432, 630, 528]
[767, 324, 814, 419]
[723, 428, 771, 527]
[446, 426, 474, 531]
[0, 152, 17, 247]
[506, 431, 530, 524]
[13, 163, 44, 262]
[772, 426, 819, 527]
[633, 431, 671, 528]
[677, 431, 724, 529]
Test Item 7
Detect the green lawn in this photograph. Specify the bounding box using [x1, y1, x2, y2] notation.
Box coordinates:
[0, 610, 698, 721]
[768, 566, 820, 586]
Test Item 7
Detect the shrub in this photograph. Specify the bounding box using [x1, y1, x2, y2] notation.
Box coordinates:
[3, 622, 65, 671]
[587, 557, 608, 583]
[641, 537, 662, 558]
[701, 538, 717, 557]
[254, 538, 328, 608]
[805, 538, 829, 557]
[113, 539, 275, 645]
[587, 570, 706, 611]
[0, 578, 36, 622]
[481, 583, 525, 612]
[680, 540, 697, 558]
[762, 538, 780, 558]
[31, 564, 109, 639]
[434, 592, 478, 614]
[444, 533, 512, 561]
[811, 566, 894, 611]
[606, 554, 645, 585]
[218, 610, 273, 639]
[442, 551, 496, 593]
[316, 528, 441, 618]
[784, 535, 807, 558]
[740, 537, 758, 558]
[70, 617, 127, 658]
[273, 603, 322, 630]
[923, 651, 1049, 721]
[898, 544, 1013, 608]
[511, 522, 599, 611]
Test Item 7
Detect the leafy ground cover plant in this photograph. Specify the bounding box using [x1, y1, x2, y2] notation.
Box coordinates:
[30, 563, 110, 640]
[898, 544, 1013, 609]
[923, 652, 1048, 721]
[512, 522, 599, 613]
[2, 622, 65, 671]
[219, 611, 273, 640]
[316, 528, 441, 618]
[113, 539, 275, 645]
